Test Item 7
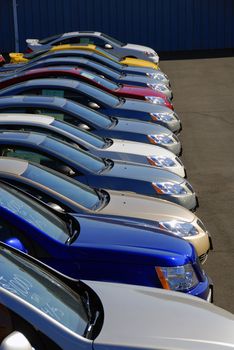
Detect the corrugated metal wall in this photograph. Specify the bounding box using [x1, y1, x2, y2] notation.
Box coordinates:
[1, 0, 234, 52]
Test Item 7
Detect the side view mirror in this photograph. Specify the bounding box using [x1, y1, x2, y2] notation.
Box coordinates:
[4, 238, 28, 254]
[104, 43, 113, 49]
[0, 331, 33, 350]
[88, 102, 100, 109]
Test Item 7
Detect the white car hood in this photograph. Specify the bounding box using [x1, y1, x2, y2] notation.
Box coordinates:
[108, 139, 177, 158]
[124, 43, 157, 55]
[100, 190, 195, 222]
[87, 281, 234, 350]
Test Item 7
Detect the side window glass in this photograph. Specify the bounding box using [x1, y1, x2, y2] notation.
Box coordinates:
[1, 148, 50, 165]
[79, 36, 106, 48]
[27, 108, 66, 122]
[64, 90, 89, 106]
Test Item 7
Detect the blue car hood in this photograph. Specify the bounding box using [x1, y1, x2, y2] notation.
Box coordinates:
[114, 118, 171, 135]
[71, 214, 193, 264]
[120, 100, 172, 113]
[104, 161, 184, 183]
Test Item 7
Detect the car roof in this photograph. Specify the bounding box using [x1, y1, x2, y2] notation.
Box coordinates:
[0, 95, 67, 107]
[0, 130, 47, 145]
[0, 157, 29, 175]
[61, 31, 101, 38]
[0, 113, 54, 124]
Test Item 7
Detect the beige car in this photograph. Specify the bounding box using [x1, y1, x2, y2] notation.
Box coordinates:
[0, 158, 211, 262]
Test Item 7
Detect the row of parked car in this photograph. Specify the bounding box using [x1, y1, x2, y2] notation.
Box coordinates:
[0, 31, 233, 350]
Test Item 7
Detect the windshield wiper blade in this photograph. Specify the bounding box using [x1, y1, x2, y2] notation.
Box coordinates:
[83, 291, 100, 339]
[65, 216, 80, 245]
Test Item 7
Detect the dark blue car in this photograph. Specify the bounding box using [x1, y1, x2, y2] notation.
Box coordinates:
[0, 131, 196, 210]
[0, 57, 171, 96]
[0, 182, 211, 300]
[0, 78, 180, 132]
[0, 95, 181, 154]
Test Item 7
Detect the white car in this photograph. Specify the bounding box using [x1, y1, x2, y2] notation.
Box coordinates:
[26, 31, 160, 63]
[0, 243, 233, 350]
[0, 114, 185, 177]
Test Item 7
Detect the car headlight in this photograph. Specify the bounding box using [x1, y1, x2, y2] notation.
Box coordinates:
[150, 112, 177, 122]
[147, 83, 168, 91]
[146, 73, 165, 80]
[152, 182, 187, 195]
[147, 134, 174, 145]
[155, 264, 199, 291]
[145, 96, 166, 105]
[147, 156, 176, 167]
[159, 220, 199, 237]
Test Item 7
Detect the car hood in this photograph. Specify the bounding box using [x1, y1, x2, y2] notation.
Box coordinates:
[108, 139, 176, 157]
[114, 118, 172, 135]
[124, 43, 157, 55]
[106, 161, 183, 183]
[119, 85, 167, 99]
[100, 190, 195, 222]
[72, 214, 192, 262]
[88, 281, 234, 350]
[121, 99, 172, 113]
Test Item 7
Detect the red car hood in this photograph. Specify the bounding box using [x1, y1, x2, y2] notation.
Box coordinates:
[118, 85, 173, 109]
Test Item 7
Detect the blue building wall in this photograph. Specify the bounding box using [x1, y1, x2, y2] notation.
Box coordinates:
[1, 0, 234, 52]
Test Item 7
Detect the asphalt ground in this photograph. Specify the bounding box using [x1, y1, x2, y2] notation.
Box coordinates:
[160, 57, 234, 313]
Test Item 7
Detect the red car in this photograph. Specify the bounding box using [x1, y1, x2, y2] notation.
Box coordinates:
[0, 66, 173, 110]
[0, 54, 5, 66]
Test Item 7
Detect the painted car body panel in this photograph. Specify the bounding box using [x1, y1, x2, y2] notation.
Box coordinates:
[0, 95, 181, 154]
[0, 78, 179, 132]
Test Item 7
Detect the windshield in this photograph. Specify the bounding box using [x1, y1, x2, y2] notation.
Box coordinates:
[84, 60, 121, 80]
[79, 69, 119, 90]
[95, 47, 121, 62]
[23, 163, 100, 210]
[42, 137, 106, 173]
[0, 246, 88, 335]
[78, 83, 119, 107]
[65, 100, 113, 128]
[0, 184, 69, 242]
[52, 120, 106, 148]
[101, 33, 126, 47]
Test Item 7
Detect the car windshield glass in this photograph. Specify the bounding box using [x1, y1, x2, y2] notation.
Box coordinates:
[65, 100, 113, 128]
[78, 83, 119, 107]
[23, 163, 100, 210]
[42, 137, 106, 173]
[0, 247, 88, 335]
[101, 33, 126, 46]
[39, 34, 61, 44]
[79, 69, 119, 90]
[0, 184, 69, 242]
[95, 47, 121, 62]
[52, 119, 106, 148]
[85, 60, 121, 80]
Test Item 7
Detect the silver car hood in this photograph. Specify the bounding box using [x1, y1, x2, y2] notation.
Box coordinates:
[87, 281, 234, 350]
[101, 190, 195, 222]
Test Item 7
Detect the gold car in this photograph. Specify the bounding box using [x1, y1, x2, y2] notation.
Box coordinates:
[9, 44, 159, 69]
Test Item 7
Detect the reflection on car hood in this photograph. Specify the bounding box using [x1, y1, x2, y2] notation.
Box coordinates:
[124, 43, 156, 54]
[100, 190, 195, 222]
[106, 161, 183, 183]
[114, 118, 172, 135]
[89, 280, 234, 350]
[121, 99, 172, 113]
[108, 139, 175, 157]
[72, 214, 192, 262]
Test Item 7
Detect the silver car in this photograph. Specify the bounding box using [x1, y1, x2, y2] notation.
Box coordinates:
[0, 114, 185, 177]
[26, 31, 160, 63]
[0, 243, 233, 350]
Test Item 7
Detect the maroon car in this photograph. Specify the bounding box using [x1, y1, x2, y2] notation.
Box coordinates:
[0, 54, 5, 67]
[0, 66, 173, 110]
